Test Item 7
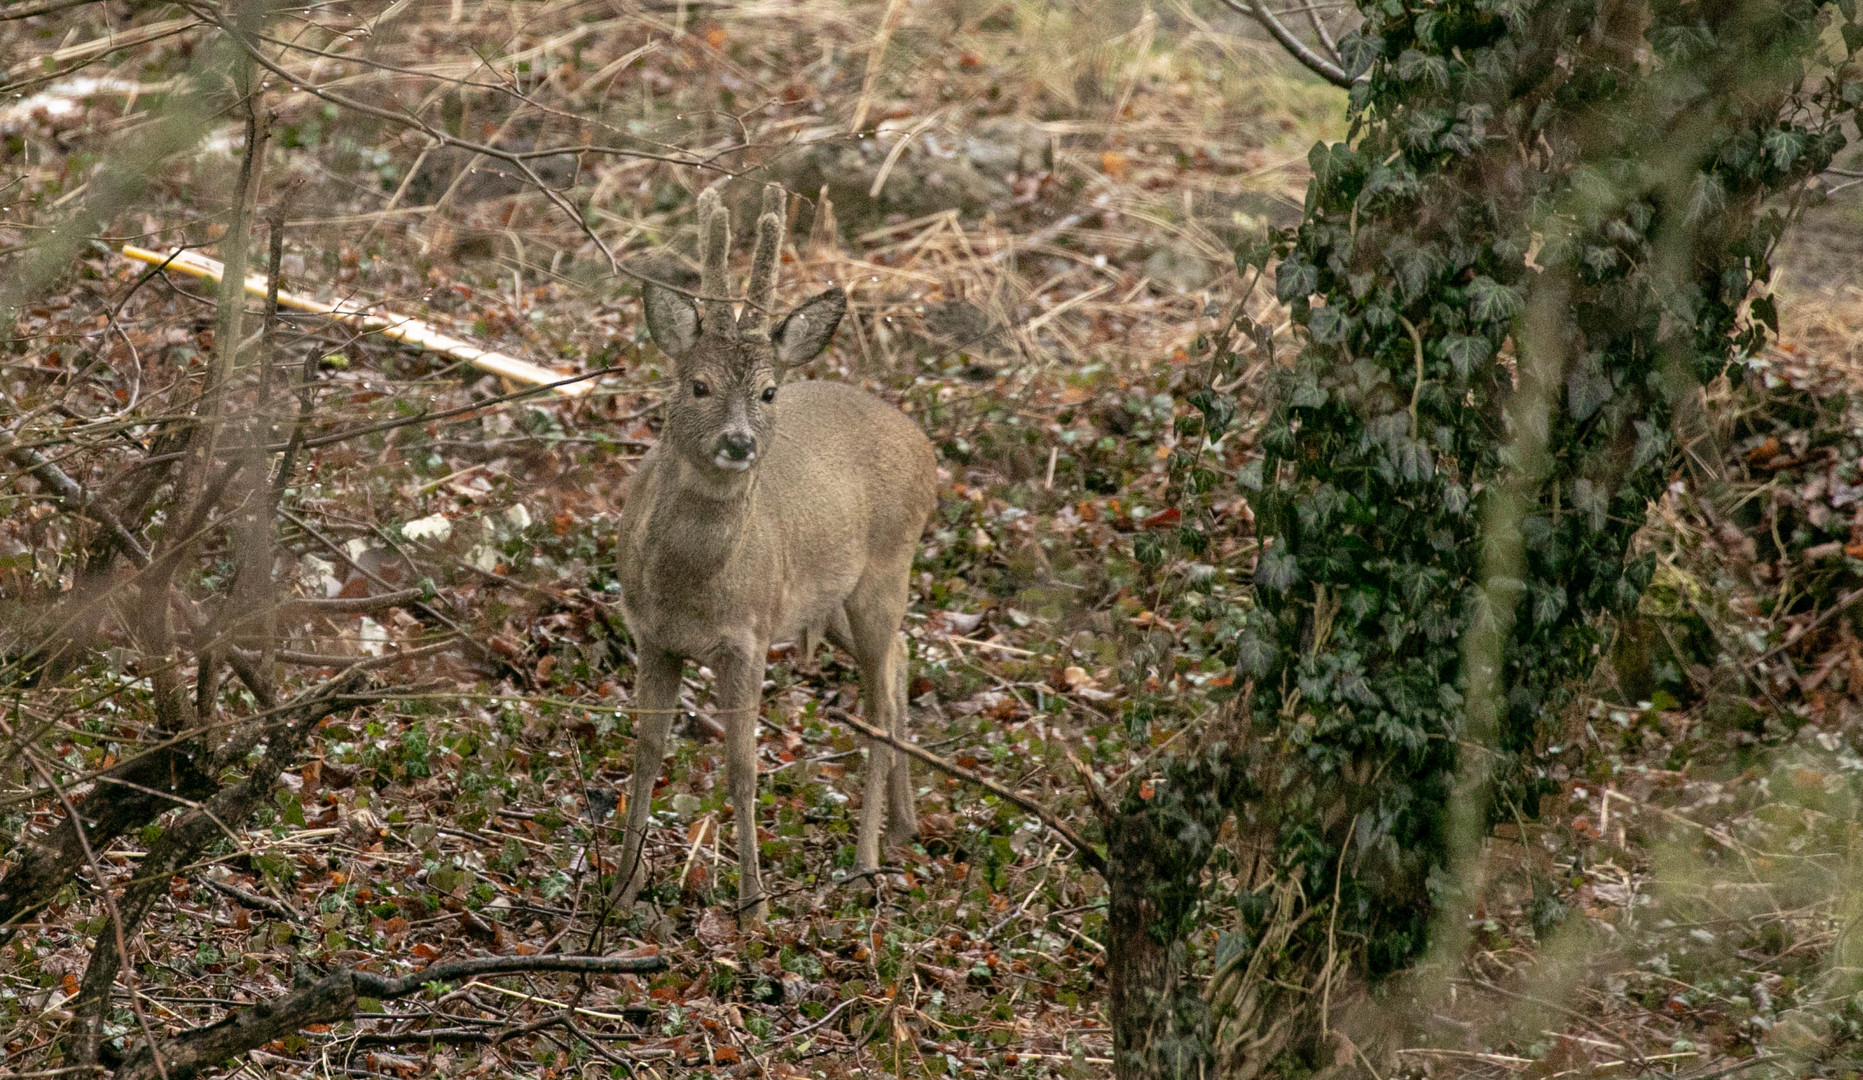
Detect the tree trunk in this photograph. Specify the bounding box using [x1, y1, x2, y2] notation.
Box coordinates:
[1107, 810, 1179, 1080]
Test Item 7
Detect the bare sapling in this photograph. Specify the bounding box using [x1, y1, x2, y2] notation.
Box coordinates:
[613, 183, 938, 925]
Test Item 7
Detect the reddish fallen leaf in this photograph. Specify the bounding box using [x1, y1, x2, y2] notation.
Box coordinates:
[1747, 436, 1780, 464]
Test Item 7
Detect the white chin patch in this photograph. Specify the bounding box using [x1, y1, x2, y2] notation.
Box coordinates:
[713, 453, 754, 471]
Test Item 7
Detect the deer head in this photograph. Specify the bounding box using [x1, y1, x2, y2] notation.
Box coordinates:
[641, 185, 847, 476]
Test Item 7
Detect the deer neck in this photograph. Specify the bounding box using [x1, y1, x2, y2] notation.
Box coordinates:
[644, 453, 761, 576]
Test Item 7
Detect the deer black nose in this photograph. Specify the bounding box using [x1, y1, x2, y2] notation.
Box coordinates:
[721, 433, 756, 461]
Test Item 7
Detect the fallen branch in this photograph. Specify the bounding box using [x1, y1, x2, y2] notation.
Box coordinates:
[5, 446, 152, 566]
[199, 876, 299, 921]
[823, 707, 1105, 875]
[119, 245, 593, 397]
[0, 739, 217, 931]
[70, 675, 372, 1058]
[273, 638, 458, 669]
[278, 365, 624, 453]
[1750, 584, 1863, 669]
[116, 953, 669, 1080]
[276, 587, 429, 618]
[345, 1018, 564, 1049]
[0, 0, 110, 21]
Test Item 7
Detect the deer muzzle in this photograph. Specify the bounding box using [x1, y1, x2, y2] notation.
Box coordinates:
[714, 431, 758, 470]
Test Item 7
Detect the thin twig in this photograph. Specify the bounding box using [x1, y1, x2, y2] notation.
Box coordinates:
[822, 707, 1104, 874]
[1217, 0, 1355, 88]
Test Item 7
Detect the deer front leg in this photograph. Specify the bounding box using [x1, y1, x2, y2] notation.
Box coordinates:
[715, 643, 770, 927]
[614, 649, 683, 909]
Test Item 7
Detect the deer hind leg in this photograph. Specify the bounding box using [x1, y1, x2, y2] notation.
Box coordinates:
[852, 649, 896, 876]
[615, 649, 683, 908]
[715, 641, 771, 926]
[885, 634, 918, 846]
[847, 587, 913, 875]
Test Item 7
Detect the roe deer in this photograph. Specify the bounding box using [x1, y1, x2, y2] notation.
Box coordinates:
[613, 184, 937, 925]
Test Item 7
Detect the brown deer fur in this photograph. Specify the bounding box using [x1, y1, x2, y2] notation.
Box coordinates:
[613, 185, 936, 925]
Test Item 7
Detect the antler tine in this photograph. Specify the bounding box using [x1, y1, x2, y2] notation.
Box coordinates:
[740, 185, 787, 337]
[696, 186, 736, 338]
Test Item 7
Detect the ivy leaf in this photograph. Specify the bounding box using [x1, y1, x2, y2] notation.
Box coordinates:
[1631, 419, 1669, 471]
[1236, 232, 1277, 274]
[1684, 172, 1726, 225]
[1389, 241, 1446, 301]
[1289, 373, 1328, 409]
[1134, 533, 1166, 568]
[1572, 478, 1609, 533]
[1308, 141, 1351, 185]
[1565, 360, 1614, 422]
[1395, 48, 1450, 89]
[1532, 583, 1567, 627]
[1393, 440, 1435, 484]
[1189, 389, 1237, 436]
[1277, 256, 1320, 303]
[1749, 294, 1778, 335]
[1213, 932, 1252, 970]
[1309, 304, 1352, 345]
[1256, 549, 1299, 592]
[1441, 334, 1491, 379]
[1763, 128, 1806, 170]
[1338, 30, 1382, 79]
[1238, 630, 1277, 677]
[1466, 276, 1524, 324]
[1339, 666, 1378, 706]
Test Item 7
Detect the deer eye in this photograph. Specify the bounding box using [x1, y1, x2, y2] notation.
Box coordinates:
[691, 381, 710, 398]
[760, 386, 777, 404]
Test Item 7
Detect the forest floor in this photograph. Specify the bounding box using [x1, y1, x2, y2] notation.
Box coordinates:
[4, 2, 1863, 1079]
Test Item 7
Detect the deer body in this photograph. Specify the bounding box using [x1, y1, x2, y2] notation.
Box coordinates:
[613, 186, 935, 925]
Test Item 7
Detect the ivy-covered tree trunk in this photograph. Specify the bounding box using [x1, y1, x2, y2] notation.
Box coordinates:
[1103, 2, 1859, 1078]
[1104, 746, 1243, 1080]
[1220, 0, 1858, 1070]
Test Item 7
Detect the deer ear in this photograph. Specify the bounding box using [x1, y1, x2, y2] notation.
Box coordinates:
[772, 288, 846, 366]
[643, 282, 700, 358]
